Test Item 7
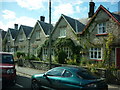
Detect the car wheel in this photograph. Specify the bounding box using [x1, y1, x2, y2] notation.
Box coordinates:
[31, 80, 40, 90]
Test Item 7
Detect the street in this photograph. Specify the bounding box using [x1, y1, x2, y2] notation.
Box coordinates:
[2, 73, 31, 90]
[1, 72, 120, 90]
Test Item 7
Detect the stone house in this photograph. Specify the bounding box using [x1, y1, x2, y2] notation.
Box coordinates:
[50, 14, 89, 61]
[0, 29, 6, 51]
[15, 25, 33, 55]
[3, 24, 19, 53]
[79, 5, 120, 69]
[29, 16, 53, 58]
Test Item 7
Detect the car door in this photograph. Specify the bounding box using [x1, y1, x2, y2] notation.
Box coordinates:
[44, 68, 64, 89]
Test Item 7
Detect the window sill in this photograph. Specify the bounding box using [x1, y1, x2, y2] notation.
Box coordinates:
[36, 39, 41, 41]
[58, 36, 66, 38]
[90, 59, 103, 61]
[96, 33, 108, 36]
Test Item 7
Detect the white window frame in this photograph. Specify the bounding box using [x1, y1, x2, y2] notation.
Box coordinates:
[89, 48, 102, 60]
[97, 22, 106, 34]
[59, 29, 66, 38]
[43, 48, 48, 60]
[63, 47, 71, 59]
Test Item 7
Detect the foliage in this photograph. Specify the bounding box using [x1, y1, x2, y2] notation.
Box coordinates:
[57, 50, 67, 64]
[66, 59, 77, 65]
[16, 52, 25, 59]
[103, 33, 114, 66]
[54, 38, 82, 63]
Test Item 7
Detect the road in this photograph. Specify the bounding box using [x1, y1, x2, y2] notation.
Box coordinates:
[2, 72, 120, 90]
[2, 73, 31, 90]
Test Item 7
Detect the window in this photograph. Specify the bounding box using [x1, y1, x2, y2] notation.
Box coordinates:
[46, 68, 64, 76]
[97, 23, 106, 34]
[60, 29, 66, 37]
[89, 48, 102, 60]
[43, 48, 48, 56]
[63, 70, 72, 77]
[63, 47, 72, 59]
[2, 54, 14, 64]
[36, 30, 40, 40]
[43, 48, 48, 60]
[77, 70, 98, 80]
[19, 33, 24, 42]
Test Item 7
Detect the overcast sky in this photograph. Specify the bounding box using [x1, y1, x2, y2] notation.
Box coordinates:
[0, 0, 119, 31]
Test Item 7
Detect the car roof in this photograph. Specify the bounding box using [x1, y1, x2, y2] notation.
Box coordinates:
[55, 66, 86, 72]
[0, 52, 13, 54]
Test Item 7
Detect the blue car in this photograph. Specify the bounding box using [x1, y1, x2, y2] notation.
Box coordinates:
[31, 66, 108, 90]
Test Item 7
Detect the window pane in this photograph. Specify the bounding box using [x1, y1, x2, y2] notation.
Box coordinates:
[46, 68, 64, 76]
[63, 70, 72, 77]
[98, 52, 101, 58]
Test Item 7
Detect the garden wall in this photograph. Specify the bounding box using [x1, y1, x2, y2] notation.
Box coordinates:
[16, 59, 120, 84]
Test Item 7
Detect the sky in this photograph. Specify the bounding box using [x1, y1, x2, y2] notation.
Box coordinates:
[0, 0, 120, 31]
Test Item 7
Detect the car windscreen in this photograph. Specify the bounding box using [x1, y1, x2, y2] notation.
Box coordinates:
[1, 54, 14, 64]
[77, 70, 99, 80]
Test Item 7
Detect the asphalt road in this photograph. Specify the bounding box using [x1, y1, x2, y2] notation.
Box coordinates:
[2, 72, 120, 90]
[2, 73, 31, 90]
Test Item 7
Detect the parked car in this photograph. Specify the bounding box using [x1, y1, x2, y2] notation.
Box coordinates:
[0, 52, 16, 86]
[31, 66, 108, 90]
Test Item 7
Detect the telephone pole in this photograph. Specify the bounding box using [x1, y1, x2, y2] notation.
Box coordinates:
[49, 0, 52, 69]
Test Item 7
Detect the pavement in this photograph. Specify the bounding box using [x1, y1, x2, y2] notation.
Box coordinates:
[15, 65, 120, 90]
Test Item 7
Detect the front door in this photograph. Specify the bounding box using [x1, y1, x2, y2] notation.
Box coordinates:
[116, 48, 120, 69]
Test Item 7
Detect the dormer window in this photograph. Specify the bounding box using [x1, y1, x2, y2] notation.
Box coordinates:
[97, 22, 106, 34]
[59, 28, 66, 38]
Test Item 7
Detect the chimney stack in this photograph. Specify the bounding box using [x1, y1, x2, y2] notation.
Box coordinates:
[40, 16, 45, 22]
[14, 24, 18, 30]
[88, 0, 95, 18]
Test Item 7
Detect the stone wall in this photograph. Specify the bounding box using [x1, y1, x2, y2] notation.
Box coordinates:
[16, 60, 120, 84]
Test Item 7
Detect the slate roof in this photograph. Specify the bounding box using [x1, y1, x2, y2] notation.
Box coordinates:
[0, 29, 6, 39]
[112, 13, 120, 23]
[20, 25, 33, 37]
[8, 28, 19, 39]
[37, 20, 53, 35]
[62, 14, 86, 33]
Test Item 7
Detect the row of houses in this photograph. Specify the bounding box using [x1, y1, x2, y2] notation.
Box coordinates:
[1, 2, 120, 68]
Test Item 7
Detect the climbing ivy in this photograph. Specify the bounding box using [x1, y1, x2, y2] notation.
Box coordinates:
[103, 33, 114, 67]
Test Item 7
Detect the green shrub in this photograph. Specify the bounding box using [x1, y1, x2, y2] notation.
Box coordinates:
[58, 50, 67, 64]
[16, 52, 25, 59]
[66, 59, 77, 65]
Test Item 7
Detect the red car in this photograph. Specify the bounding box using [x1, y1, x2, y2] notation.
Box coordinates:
[0, 52, 16, 86]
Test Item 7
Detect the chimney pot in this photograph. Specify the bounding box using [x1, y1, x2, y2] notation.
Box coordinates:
[14, 24, 18, 30]
[40, 16, 45, 22]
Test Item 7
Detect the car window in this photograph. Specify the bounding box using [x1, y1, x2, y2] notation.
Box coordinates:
[2, 54, 14, 64]
[77, 70, 98, 80]
[63, 70, 72, 77]
[46, 68, 64, 77]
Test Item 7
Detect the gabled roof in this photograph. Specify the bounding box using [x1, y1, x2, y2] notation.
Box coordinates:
[37, 20, 53, 35]
[4, 28, 19, 41]
[80, 5, 120, 35]
[52, 14, 86, 35]
[9, 28, 19, 39]
[20, 25, 33, 38]
[0, 29, 6, 39]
